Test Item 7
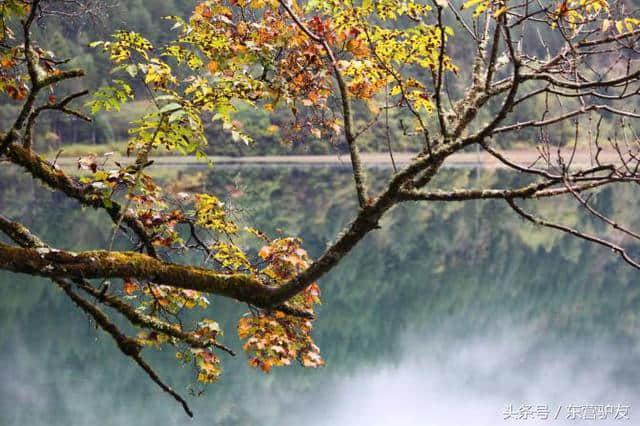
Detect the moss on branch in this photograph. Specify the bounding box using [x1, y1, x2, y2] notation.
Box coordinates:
[5, 142, 158, 257]
[0, 242, 278, 307]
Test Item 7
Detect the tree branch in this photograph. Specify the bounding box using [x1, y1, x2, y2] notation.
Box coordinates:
[278, 0, 368, 207]
[23, 90, 90, 149]
[3, 142, 158, 257]
[0, 214, 193, 416]
[0, 214, 235, 354]
[57, 280, 193, 417]
[0, 243, 278, 306]
[399, 179, 616, 202]
[506, 198, 640, 269]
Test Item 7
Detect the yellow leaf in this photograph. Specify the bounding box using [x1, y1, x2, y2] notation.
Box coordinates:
[493, 6, 507, 17]
[625, 18, 635, 32]
[461, 0, 484, 10]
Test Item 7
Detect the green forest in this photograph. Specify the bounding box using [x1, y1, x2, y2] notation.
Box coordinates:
[0, 0, 578, 157]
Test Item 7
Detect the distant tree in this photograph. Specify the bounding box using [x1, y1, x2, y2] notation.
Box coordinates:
[2, 0, 640, 417]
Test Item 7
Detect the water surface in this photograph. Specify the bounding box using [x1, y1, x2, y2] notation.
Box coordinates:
[1, 166, 639, 425]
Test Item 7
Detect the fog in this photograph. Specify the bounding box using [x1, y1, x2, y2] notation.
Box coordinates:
[298, 328, 639, 426]
[4, 325, 637, 425]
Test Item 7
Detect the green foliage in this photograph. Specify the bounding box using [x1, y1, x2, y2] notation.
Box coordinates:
[86, 80, 134, 114]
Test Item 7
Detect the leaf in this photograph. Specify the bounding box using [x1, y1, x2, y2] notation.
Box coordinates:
[461, 0, 484, 10]
[159, 102, 182, 113]
[78, 154, 98, 172]
[346, 38, 370, 58]
[168, 109, 186, 123]
[260, 361, 272, 373]
[206, 60, 219, 73]
[126, 64, 138, 78]
[123, 279, 140, 295]
[493, 6, 507, 17]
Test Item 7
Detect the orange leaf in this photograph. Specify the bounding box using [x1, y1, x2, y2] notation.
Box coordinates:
[260, 360, 272, 373]
[258, 245, 272, 259]
[123, 279, 140, 295]
[346, 38, 370, 58]
[206, 60, 219, 73]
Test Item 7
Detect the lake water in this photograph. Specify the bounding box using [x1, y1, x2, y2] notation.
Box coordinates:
[1, 165, 640, 425]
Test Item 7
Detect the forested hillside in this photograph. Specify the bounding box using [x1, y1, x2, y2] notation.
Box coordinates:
[0, 0, 578, 157]
[0, 1, 203, 154]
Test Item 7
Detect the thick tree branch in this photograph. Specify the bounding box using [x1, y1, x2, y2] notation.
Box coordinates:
[3, 142, 158, 257]
[0, 215, 232, 353]
[0, 215, 193, 416]
[0, 243, 277, 305]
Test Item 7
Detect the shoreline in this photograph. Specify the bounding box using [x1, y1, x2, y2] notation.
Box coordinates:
[45, 149, 622, 169]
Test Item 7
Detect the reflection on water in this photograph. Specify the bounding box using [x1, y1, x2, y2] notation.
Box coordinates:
[1, 166, 640, 425]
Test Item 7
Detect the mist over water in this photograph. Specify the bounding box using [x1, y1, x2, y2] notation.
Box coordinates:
[2, 166, 640, 425]
[302, 330, 639, 426]
[3, 325, 638, 425]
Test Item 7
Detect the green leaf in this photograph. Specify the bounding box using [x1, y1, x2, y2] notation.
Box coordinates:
[126, 64, 138, 78]
[159, 102, 182, 113]
[168, 109, 187, 123]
